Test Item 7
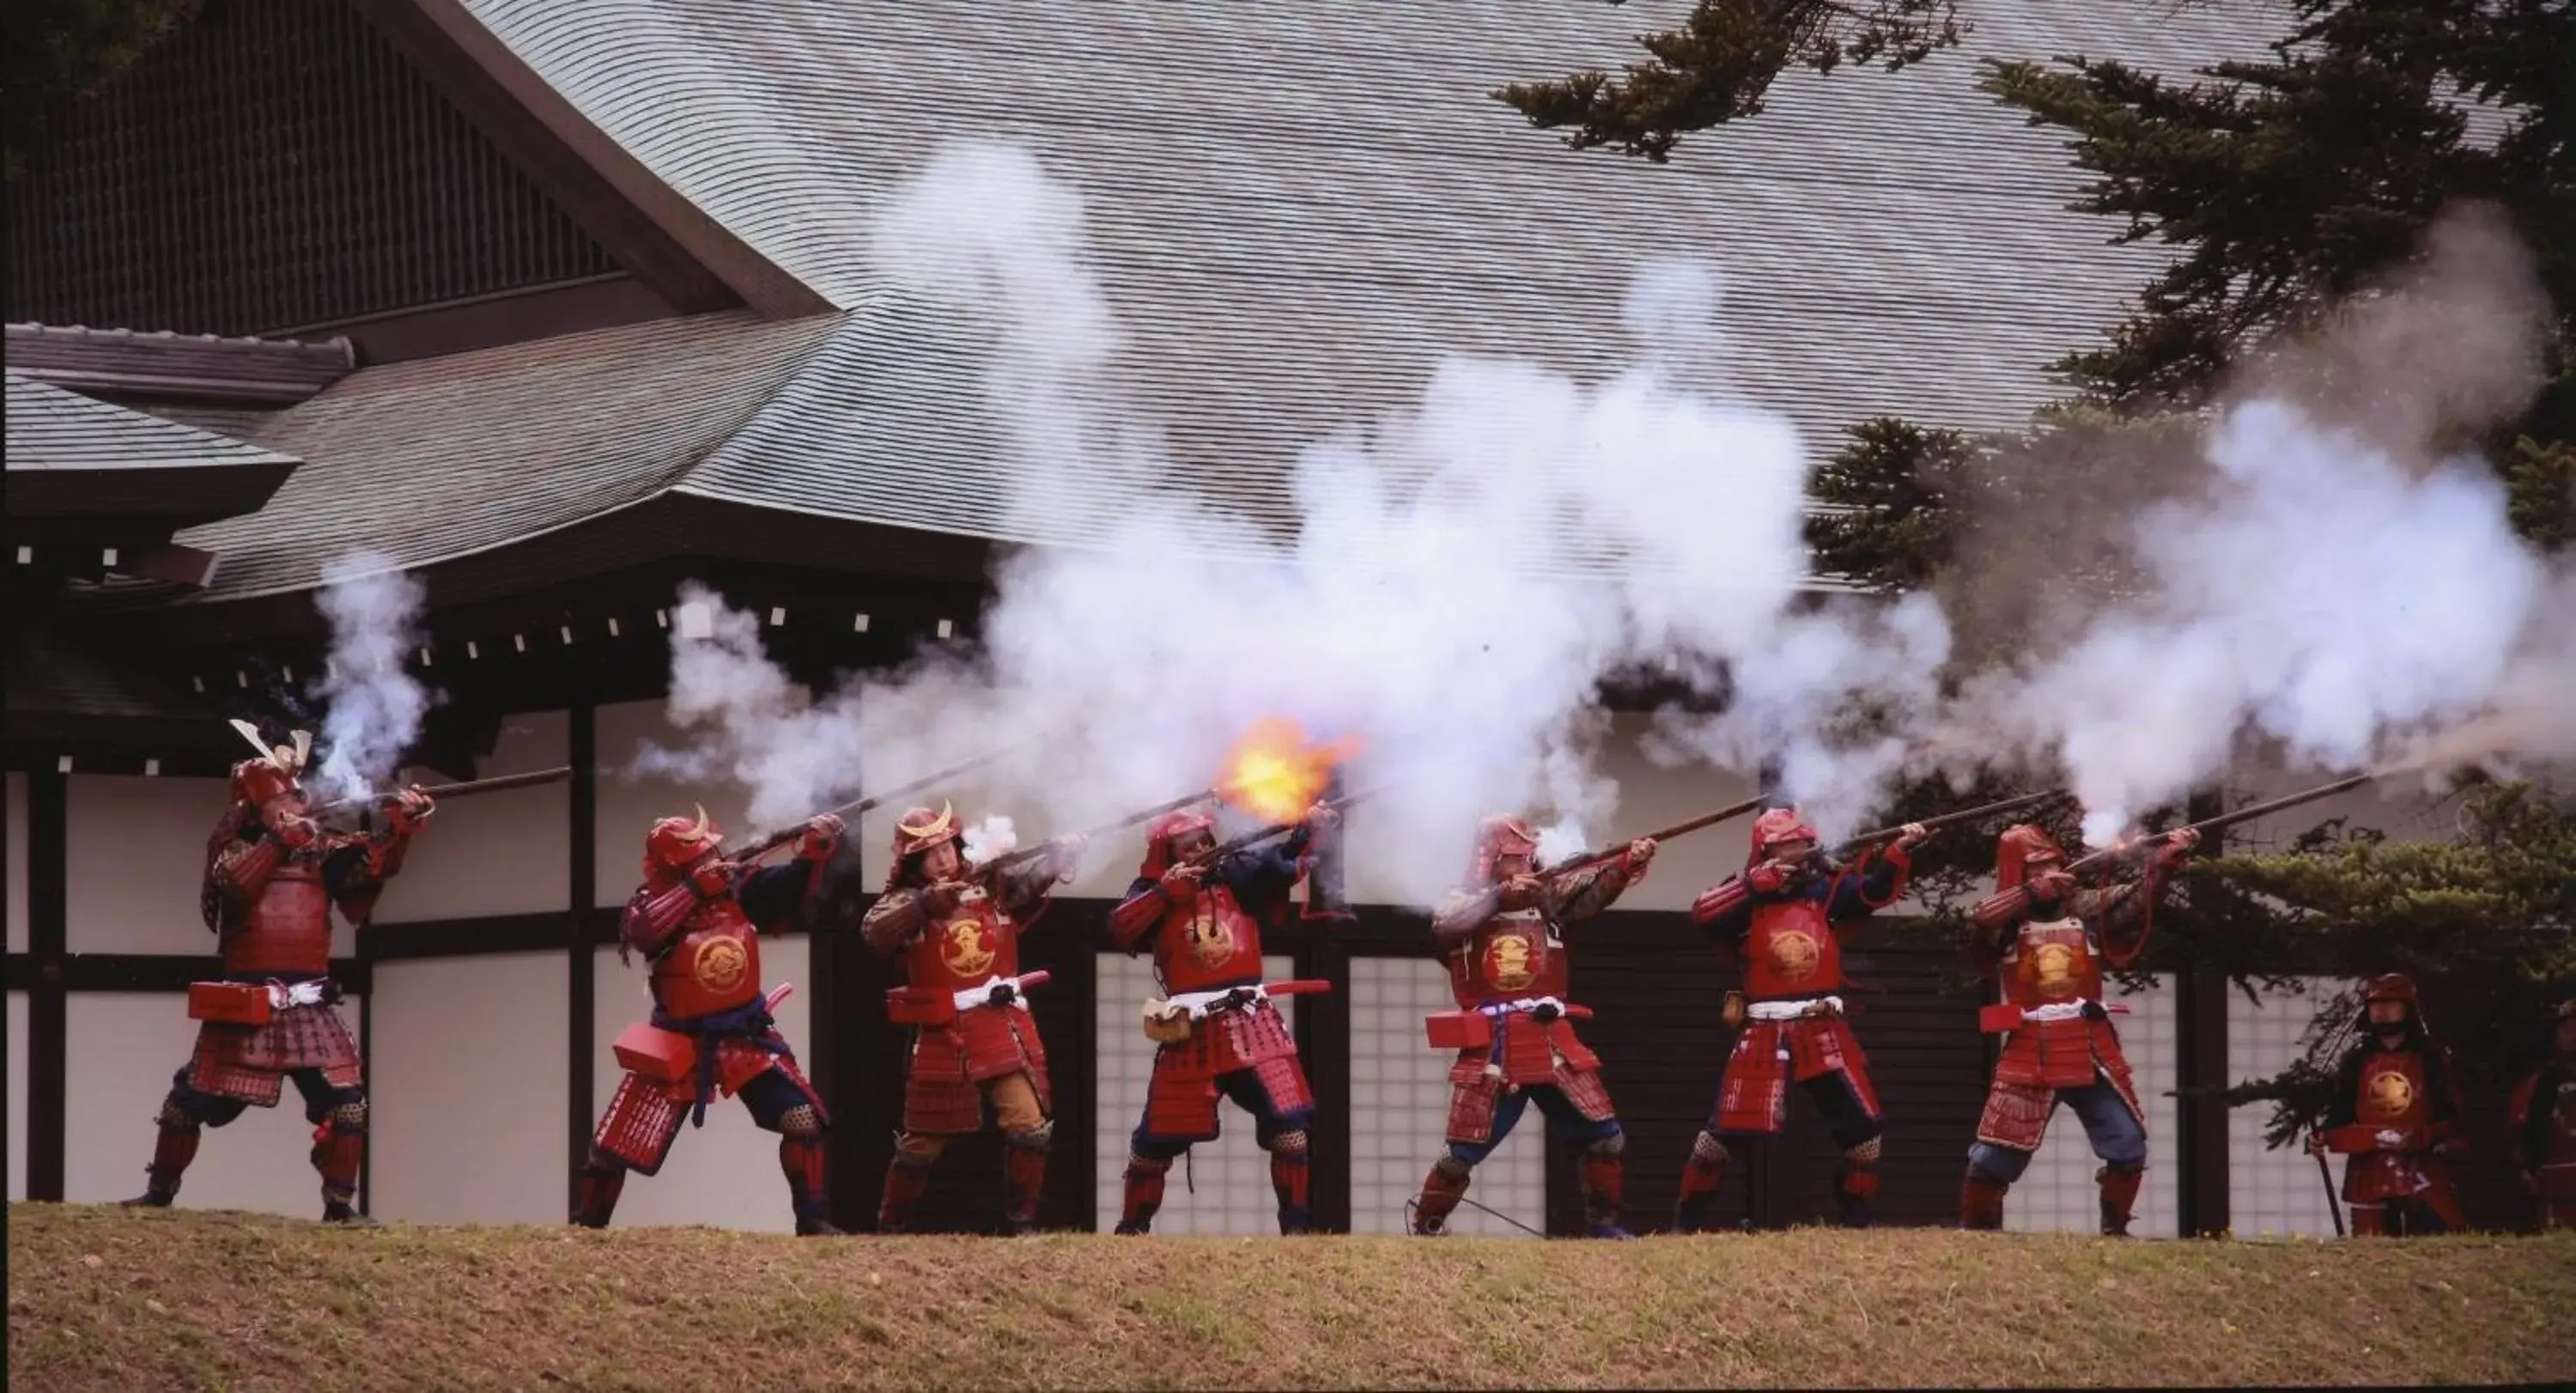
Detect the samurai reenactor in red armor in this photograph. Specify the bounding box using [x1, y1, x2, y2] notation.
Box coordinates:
[1407, 814, 1654, 1238]
[862, 803, 1083, 1234]
[2307, 972, 2469, 1236]
[2508, 999, 2576, 1232]
[1107, 801, 1335, 1235]
[574, 805, 845, 1235]
[1959, 821, 2197, 1236]
[1674, 807, 1923, 1231]
[124, 722, 432, 1222]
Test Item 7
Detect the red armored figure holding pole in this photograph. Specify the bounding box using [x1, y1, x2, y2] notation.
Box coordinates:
[2508, 999, 2576, 1232]
[1675, 807, 1923, 1231]
[863, 804, 1083, 1234]
[1107, 801, 1335, 1235]
[1959, 822, 2196, 1235]
[574, 805, 845, 1235]
[124, 721, 432, 1221]
[2307, 973, 2469, 1236]
[1408, 814, 1655, 1238]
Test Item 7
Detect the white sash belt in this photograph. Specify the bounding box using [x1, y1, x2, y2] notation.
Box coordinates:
[1747, 995, 1844, 1022]
[1163, 985, 1268, 1020]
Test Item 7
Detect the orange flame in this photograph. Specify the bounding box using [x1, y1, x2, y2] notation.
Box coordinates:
[1218, 718, 1364, 824]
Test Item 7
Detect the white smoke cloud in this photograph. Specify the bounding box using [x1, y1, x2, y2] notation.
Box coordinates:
[962, 814, 1019, 866]
[307, 552, 430, 806]
[1948, 390, 2553, 846]
[645, 142, 1914, 903]
[629, 587, 868, 830]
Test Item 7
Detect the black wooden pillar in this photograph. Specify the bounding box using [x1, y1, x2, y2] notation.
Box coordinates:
[2173, 788, 2231, 1238]
[565, 703, 597, 1214]
[26, 769, 69, 1201]
[1292, 925, 1353, 1232]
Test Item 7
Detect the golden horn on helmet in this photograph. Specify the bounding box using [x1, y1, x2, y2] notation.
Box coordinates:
[289, 730, 313, 772]
[690, 804, 710, 839]
[228, 719, 275, 761]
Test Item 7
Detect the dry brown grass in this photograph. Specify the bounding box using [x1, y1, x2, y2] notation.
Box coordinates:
[8, 1201, 2572, 1390]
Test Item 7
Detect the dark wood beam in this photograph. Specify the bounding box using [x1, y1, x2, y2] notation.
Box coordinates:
[25, 770, 69, 1201]
[272, 274, 686, 366]
[567, 703, 598, 1216]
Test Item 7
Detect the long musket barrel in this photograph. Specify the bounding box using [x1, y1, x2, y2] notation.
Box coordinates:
[1832, 788, 2069, 856]
[2063, 770, 2376, 875]
[1182, 780, 1394, 868]
[310, 766, 571, 817]
[732, 734, 1051, 861]
[986, 787, 1219, 871]
[1540, 793, 1772, 874]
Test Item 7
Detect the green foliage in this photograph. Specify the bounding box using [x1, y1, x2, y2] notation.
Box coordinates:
[1496, 0, 1963, 161]
[1803, 417, 1971, 591]
[2184, 780, 2576, 1145]
[3, 0, 197, 181]
[1978, 0, 2573, 496]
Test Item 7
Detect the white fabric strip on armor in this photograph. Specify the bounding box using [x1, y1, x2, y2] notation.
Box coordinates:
[950, 974, 1036, 1013]
[264, 980, 332, 1010]
[1160, 984, 1268, 1019]
[1478, 996, 1568, 1017]
[1746, 995, 1844, 1021]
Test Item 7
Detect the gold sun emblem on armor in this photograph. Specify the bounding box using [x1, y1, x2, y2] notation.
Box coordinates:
[1768, 929, 1821, 981]
[1185, 904, 1236, 968]
[942, 919, 995, 978]
[2365, 1069, 2415, 1121]
[691, 936, 749, 995]
[1486, 933, 1537, 992]
[2031, 942, 2081, 995]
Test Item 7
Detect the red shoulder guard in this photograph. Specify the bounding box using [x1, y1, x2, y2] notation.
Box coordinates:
[1107, 885, 1168, 950]
[621, 881, 699, 964]
[1692, 876, 1749, 925]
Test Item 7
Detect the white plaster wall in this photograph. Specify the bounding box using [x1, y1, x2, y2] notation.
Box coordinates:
[587, 936, 812, 1232]
[372, 712, 571, 922]
[2229, 976, 2356, 1239]
[63, 992, 366, 1216]
[1094, 952, 1297, 1233]
[594, 700, 759, 909]
[64, 775, 234, 956]
[8, 990, 27, 1201]
[7, 771, 27, 954]
[1348, 956, 1544, 1236]
[368, 952, 568, 1224]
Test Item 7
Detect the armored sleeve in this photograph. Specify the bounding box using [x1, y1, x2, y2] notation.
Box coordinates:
[1548, 858, 1639, 926]
[862, 887, 931, 954]
[1825, 844, 1913, 922]
[997, 845, 1075, 915]
[1108, 879, 1169, 952]
[208, 832, 285, 907]
[1429, 888, 1496, 946]
[2081, 873, 2159, 968]
[622, 881, 700, 961]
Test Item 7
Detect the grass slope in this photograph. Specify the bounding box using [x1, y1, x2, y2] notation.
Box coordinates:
[8, 1203, 2573, 1391]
